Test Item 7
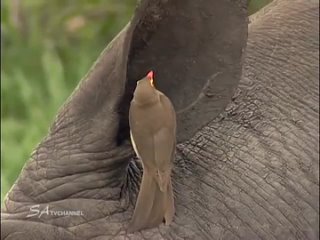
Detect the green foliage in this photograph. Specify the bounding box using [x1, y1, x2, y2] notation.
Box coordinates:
[1, 0, 135, 204]
[1, 0, 271, 204]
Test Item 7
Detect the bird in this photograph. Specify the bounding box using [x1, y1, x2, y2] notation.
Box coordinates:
[128, 70, 176, 232]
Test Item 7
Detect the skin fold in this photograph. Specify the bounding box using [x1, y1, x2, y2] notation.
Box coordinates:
[1, 0, 319, 240]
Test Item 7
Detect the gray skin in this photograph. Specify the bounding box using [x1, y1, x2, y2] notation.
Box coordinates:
[1, 0, 319, 239]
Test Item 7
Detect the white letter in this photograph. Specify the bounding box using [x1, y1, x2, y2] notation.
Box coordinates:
[26, 205, 40, 218]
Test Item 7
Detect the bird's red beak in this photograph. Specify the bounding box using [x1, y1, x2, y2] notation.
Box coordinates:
[147, 71, 154, 87]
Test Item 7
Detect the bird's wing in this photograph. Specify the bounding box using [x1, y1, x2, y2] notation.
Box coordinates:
[153, 127, 175, 192]
[158, 92, 176, 131]
[129, 102, 155, 171]
[154, 127, 175, 170]
[155, 93, 176, 168]
[153, 93, 176, 191]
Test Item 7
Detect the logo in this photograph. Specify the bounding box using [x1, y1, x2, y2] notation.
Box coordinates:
[26, 205, 84, 218]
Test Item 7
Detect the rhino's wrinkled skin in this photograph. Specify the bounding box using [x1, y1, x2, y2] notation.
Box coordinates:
[1, 0, 319, 239]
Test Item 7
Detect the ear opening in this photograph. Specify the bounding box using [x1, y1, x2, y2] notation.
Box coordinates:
[117, 0, 248, 144]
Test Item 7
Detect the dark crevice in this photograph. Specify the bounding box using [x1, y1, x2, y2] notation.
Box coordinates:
[116, 1, 170, 146]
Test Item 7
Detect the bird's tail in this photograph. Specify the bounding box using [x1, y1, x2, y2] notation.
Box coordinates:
[128, 169, 175, 232]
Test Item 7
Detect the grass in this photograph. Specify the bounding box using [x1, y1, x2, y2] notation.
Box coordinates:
[1, 0, 271, 204]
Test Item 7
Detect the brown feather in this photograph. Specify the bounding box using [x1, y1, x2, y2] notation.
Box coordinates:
[128, 77, 176, 232]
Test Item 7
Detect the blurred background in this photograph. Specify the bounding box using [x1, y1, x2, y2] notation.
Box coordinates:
[1, 0, 271, 204]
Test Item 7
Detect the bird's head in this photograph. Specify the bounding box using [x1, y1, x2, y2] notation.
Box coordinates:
[133, 71, 159, 105]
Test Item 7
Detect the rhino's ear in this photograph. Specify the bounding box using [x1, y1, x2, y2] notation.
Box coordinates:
[61, 0, 247, 145]
[123, 0, 248, 143]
